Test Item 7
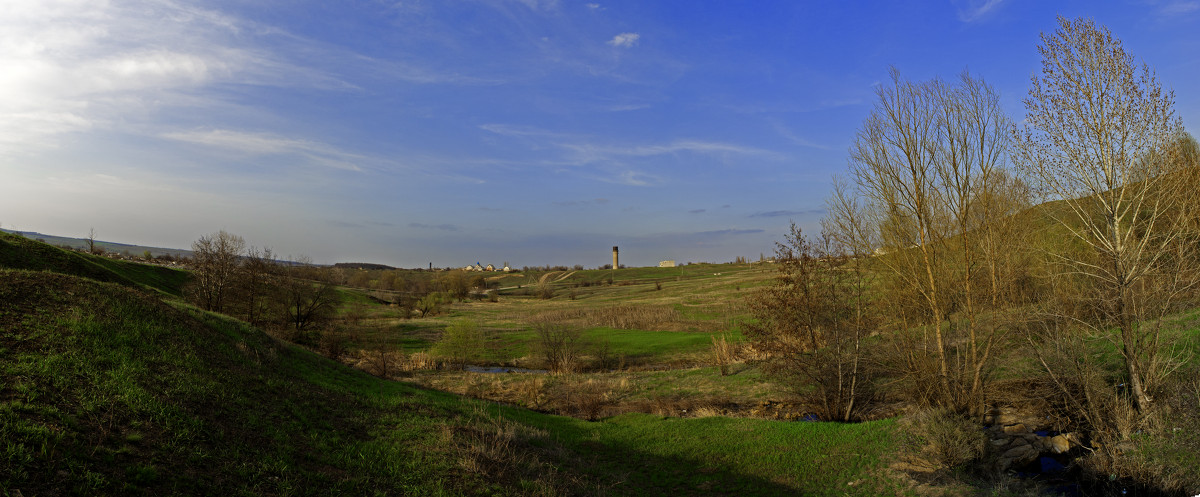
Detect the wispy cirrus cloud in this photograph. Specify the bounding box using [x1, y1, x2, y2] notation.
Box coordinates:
[696, 228, 763, 236]
[409, 222, 460, 231]
[562, 139, 776, 162]
[769, 119, 833, 150]
[553, 198, 610, 207]
[749, 209, 825, 218]
[0, 0, 353, 156]
[478, 124, 774, 186]
[954, 0, 1005, 22]
[478, 123, 577, 139]
[161, 129, 367, 171]
[1152, 0, 1200, 15]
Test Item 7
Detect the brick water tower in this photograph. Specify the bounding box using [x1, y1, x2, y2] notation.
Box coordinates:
[612, 246, 619, 269]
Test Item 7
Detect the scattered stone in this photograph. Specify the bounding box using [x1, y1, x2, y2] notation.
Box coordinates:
[1001, 444, 1039, 466]
[990, 438, 1010, 447]
[994, 412, 1020, 425]
[1002, 423, 1028, 434]
[1048, 434, 1071, 454]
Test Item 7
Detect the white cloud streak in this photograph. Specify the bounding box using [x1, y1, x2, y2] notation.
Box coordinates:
[0, 0, 350, 157]
[161, 129, 366, 171]
[607, 32, 640, 48]
[562, 140, 776, 160]
[1155, 1, 1200, 15]
[955, 0, 1005, 22]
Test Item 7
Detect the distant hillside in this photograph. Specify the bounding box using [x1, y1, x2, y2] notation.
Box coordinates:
[333, 262, 396, 271]
[0, 228, 193, 259]
[0, 230, 189, 296]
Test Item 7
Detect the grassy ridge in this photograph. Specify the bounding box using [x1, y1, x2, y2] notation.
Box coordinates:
[0, 231, 188, 296]
[0, 271, 453, 494]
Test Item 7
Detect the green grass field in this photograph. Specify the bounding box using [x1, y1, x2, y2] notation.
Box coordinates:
[340, 261, 771, 369]
[1, 233, 907, 495]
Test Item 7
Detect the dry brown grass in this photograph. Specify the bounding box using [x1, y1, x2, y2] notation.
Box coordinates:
[710, 333, 738, 375]
[531, 305, 701, 332]
[349, 349, 441, 378]
[436, 404, 593, 497]
[898, 409, 987, 469]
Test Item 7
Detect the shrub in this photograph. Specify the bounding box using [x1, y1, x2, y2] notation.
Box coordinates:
[319, 330, 350, 360]
[432, 320, 487, 369]
[532, 319, 587, 373]
[899, 409, 986, 469]
[416, 292, 445, 317]
[711, 333, 737, 376]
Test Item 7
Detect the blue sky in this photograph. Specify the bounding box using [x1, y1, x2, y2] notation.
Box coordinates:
[2, 1, 1199, 268]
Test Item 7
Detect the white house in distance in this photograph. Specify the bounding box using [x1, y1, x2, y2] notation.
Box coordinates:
[659, 260, 676, 268]
[462, 262, 508, 272]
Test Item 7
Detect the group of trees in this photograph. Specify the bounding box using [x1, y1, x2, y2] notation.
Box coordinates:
[185, 230, 339, 340]
[748, 15, 1200, 444]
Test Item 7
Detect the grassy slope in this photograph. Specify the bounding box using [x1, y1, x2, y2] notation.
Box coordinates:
[0, 229, 194, 259]
[1, 236, 905, 496]
[1, 270, 510, 495]
[0, 231, 188, 297]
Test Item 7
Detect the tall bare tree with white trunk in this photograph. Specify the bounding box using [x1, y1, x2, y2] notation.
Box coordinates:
[1013, 16, 1194, 413]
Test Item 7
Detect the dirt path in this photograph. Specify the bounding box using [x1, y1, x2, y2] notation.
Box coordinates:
[536, 270, 577, 285]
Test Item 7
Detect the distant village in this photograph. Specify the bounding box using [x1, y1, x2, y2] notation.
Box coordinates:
[461, 262, 511, 272]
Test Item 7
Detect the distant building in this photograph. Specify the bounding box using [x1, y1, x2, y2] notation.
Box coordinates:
[485, 264, 495, 271]
[658, 260, 676, 268]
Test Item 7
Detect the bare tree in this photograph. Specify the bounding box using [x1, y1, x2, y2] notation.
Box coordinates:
[744, 224, 876, 421]
[533, 319, 587, 374]
[1012, 16, 1193, 412]
[86, 227, 101, 255]
[845, 69, 1020, 413]
[239, 246, 275, 325]
[277, 269, 339, 339]
[187, 230, 246, 313]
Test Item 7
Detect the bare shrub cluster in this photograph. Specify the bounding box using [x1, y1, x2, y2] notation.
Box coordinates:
[184, 230, 339, 343]
[745, 224, 877, 421]
[531, 319, 589, 373]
